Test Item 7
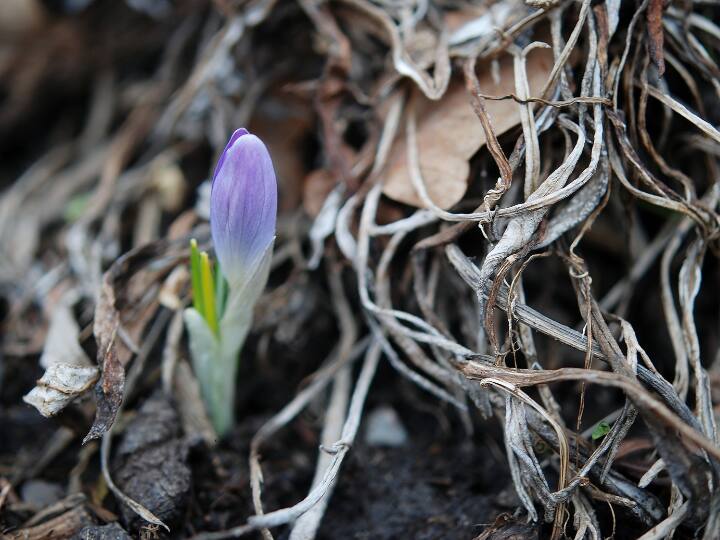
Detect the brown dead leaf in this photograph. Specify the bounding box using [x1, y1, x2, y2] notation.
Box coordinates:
[251, 96, 314, 212]
[83, 240, 185, 444]
[23, 363, 99, 419]
[382, 48, 553, 209]
[23, 299, 99, 417]
[376, 200, 406, 225]
[303, 169, 337, 218]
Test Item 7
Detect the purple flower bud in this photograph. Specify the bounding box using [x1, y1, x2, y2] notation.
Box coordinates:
[211, 128, 277, 286]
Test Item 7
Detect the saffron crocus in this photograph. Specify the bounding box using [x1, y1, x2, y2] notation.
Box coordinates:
[211, 128, 277, 288]
[184, 128, 277, 437]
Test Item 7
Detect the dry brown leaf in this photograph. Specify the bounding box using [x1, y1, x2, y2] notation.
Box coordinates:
[382, 48, 553, 209]
[84, 240, 184, 444]
[23, 299, 99, 417]
[303, 169, 337, 218]
[251, 98, 314, 212]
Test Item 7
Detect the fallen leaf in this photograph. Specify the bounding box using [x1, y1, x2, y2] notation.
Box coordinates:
[382, 47, 553, 209]
[252, 96, 314, 212]
[303, 168, 337, 218]
[23, 364, 99, 417]
[23, 298, 99, 417]
[83, 240, 184, 444]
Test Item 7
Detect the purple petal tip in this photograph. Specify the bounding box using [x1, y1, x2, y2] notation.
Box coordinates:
[210, 129, 277, 285]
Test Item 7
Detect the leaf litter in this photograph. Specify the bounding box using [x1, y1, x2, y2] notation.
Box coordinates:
[1, 0, 720, 538]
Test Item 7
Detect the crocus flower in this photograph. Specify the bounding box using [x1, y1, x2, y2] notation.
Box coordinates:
[211, 128, 277, 287]
[185, 128, 278, 437]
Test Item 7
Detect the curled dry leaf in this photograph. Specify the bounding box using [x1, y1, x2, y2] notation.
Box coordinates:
[23, 364, 99, 417]
[382, 47, 553, 209]
[23, 299, 99, 417]
[84, 240, 184, 444]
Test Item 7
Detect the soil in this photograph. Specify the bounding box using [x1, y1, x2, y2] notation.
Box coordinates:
[0, 341, 519, 539]
[0, 351, 651, 538]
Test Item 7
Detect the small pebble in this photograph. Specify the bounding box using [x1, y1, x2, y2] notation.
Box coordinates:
[365, 406, 408, 447]
[73, 522, 132, 540]
[21, 479, 64, 508]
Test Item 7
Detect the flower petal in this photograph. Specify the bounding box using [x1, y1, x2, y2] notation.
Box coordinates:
[210, 129, 277, 286]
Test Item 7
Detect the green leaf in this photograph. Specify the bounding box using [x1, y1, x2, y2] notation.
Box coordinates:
[199, 251, 218, 336]
[189, 239, 204, 315]
[591, 421, 611, 440]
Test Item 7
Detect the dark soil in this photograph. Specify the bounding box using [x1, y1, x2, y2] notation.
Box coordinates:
[0, 339, 517, 539]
